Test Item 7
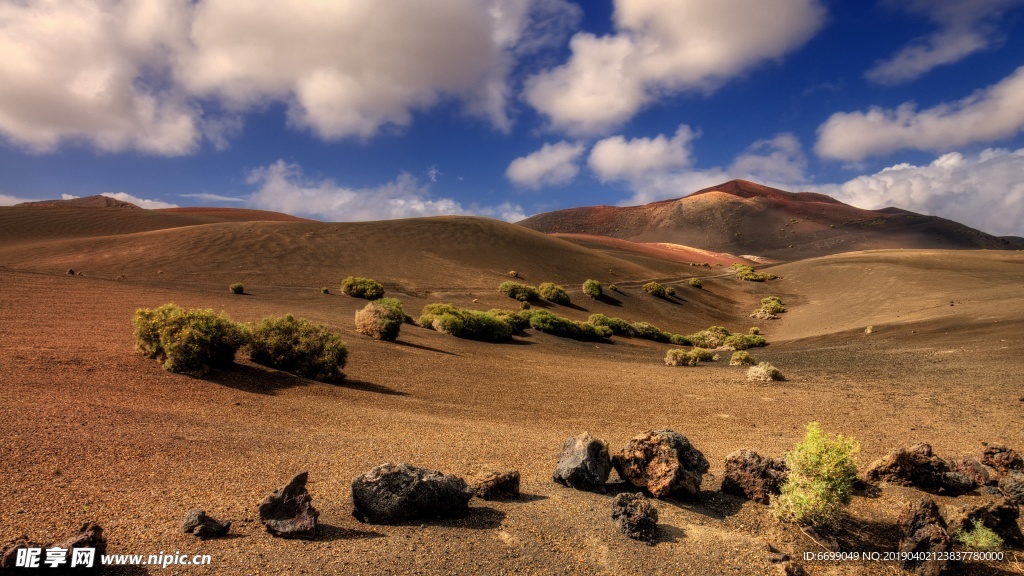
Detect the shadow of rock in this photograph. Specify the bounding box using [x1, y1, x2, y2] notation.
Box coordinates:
[317, 523, 385, 542]
[418, 506, 506, 530]
[656, 523, 685, 544]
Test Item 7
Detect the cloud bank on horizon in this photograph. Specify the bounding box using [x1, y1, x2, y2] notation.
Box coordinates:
[1, 0, 1023, 235]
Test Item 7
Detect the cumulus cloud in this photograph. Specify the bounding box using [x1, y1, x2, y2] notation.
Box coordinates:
[589, 125, 696, 182]
[865, 0, 1024, 85]
[523, 0, 825, 135]
[248, 160, 524, 222]
[505, 141, 585, 188]
[816, 66, 1024, 161]
[820, 148, 1024, 236]
[0, 0, 198, 154]
[0, 193, 34, 206]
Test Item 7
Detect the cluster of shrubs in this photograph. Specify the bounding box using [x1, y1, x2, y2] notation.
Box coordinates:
[685, 325, 766, 350]
[341, 276, 385, 300]
[747, 361, 784, 382]
[528, 310, 611, 341]
[588, 314, 687, 344]
[664, 347, 714, 366]
[499, 281, 540, 302]
[133, 304, 347, 382]
[688, 278, 702, 289]
[731, 263, 777, 282]
[730, 351, 756, 366]
[751, 296, 787, 320]
[418, 303, 515, 342]
[230, 283, 244, 295]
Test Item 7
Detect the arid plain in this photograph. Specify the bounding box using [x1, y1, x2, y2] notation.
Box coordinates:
[1, 183, 1023, 574]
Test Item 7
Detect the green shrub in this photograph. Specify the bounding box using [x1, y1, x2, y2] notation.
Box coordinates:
[772, 422, 859, 528]
[630, 321, 671, 342]
[583, 279, 602, 299]
[230, 283, 244, 294]
[643, 281, 667, 298]
[588, 314, 635, 336]
[666, 286, 676, 296]
[665, 347, 713, 366]
[761, 296, 786, 314]
[749, 326, 760, 335]
[321, 287, 330, 294]
[247, 315, 348, 382]
[538, 282, 571, 304]
[419, 303, 514, 342]
[689, 278, 702, 289]
[529, 310, 610, 341]
[731, 263, 776, 282]
[354, 297, 405, 341]
[133, 304, 245, 376]
[723, 333, 767, 350]
[669, 333, 691, 346]
[341, 276, 385, 300]
[499, 281, 539, 302]
[730, 351, 756, 365]
[488, 308, 534, 331]
[747, 361, 784, 383]
[608, 284, 617, 292]
[686, 326, 731, 348]
[955, 519, 1004, 551]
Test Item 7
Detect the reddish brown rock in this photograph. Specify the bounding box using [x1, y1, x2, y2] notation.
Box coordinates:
[981, 443, 1023, 474]
[611, 492, 659, 541]
[721, 449, 788, 504]
[258, 471, 319, 539]
[612, 430, 709, 499]
[864, 443, 974, 495]
[898, 498, 951, 576]
[472, 470, 520, 500]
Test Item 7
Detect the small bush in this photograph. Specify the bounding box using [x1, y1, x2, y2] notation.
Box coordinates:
[133, 304, 245, 376]
[669, 333, 691, 346]
[321, 287, 330, 294]
[665, 286, 676, 296]
[689, 278, 702, 289]
[955, 519, 1004, 551]
[749, 326, 760, 335]
[665, 347, 713, 366]
[772, 422, 859, 528]
[520, 300, 531, 310]
[608, 284, 617, 292]
[247, 315, 348, 382]
[747, 361, 784, 383]
[419, 303, 514, 342]
[731, 263, 776, 282]
[230, 283, 244, 294]
[723, 333, 767, 350]
[630, 321, 671, 342]
[643, 281, 667, 298]
[730, 351, 756, 366]
[582, 279, 602, 299]
[529, 310, 610, 341]
[686, 326, 731, 348]
[354, 297, 405, 342]
[499, 281, 539, 302]
[538, 282, 571, 305]
[341, 276, 385, 300]
[761, 296, 786, 314]
[588, 313, 635, 336]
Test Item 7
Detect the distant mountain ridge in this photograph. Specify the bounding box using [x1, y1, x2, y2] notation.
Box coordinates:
[519, 179, 1022, 259]
[16, 195, 141, 209]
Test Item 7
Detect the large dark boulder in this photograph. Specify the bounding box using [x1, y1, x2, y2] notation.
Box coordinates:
[258, 471, 319, 539]
[949, 458, 993, 486]
[999, 470, 1024, 504]
[182, 509, 231, 539]
[721, 449, 787, 504]
[472, 470, 520, 500]
[611, 492, 659, 542]
[864, 443, 975, 496]
[552, 432, 612, 490]
[352, 463, 473, 524]
[612, 430, 709, 499]
[943, 498, 1023, 547]
[898, 498, 951, 576]
[982, 443, 1023, 474]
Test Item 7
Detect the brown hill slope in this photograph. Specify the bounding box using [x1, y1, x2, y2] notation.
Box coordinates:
[519, 179, 1021, 260]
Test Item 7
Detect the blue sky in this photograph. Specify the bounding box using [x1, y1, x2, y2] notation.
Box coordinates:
[2, 0, 1024, 235]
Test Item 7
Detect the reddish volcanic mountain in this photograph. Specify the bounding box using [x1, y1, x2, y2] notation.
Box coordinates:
[519, 179, 1021, 259]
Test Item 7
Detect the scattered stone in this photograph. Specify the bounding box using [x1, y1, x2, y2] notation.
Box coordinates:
[949, 458, 992, 486]
[721, 449, 787, 504]
[66, 268, 75, 276]
[182, 509, 231, 539]
[981, 443, 1023, 474]
[552, 432, 612, 490]
[864, 443, 975, 496]
[472, 470, 520, 500]
[943, 498, 1023, 547]
[258, 471, 319, 539]
[352, 463, 473, 524]
[998, 470, 1024, 504]
[612, 429, 709, 499]
[610, 493, 659, 542]
[898, 498, 951, 576]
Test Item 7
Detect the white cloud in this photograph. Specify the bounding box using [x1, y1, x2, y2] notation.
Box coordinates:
[818, 148, 1024, 237]
[178, 193, 245, 203]
[0, 0, 199, 154]
[248, 160, 524, 222]
[589, 125, 696, 182]
[505, 141, 585, 188]
[523, 0, 825, 135]
[816, 66, 1024, 161]
[865, 0, 1024, 85]
[0, 193, 34, 206]
[729, 133, 808, 184]
[100, 192, 177, 209]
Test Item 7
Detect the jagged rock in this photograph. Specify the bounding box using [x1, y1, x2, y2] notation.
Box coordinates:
[258, 471, 319, 539]
[610, 493, 659, 541]
[182, 509, 231, 539]
[998, 470, 1024, 503]
[981, 443, 1023, 474]
[943, 498, 1023, 547]
[949, 458, 992, 486]
[612, 429, 709, 499]
[352, 463, 473, 524]
[472, 470, 520, 500]
[0, 537, 44, 569]
[552, 432, 612, 490]
[864, 443, 975, 496]
[721, 449, 787, 504]
[898, 499, 951, 576]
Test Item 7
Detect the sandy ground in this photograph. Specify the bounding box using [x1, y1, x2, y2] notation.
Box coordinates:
[1, 210, 1023, 575]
